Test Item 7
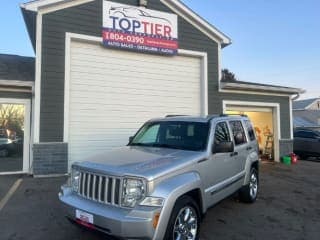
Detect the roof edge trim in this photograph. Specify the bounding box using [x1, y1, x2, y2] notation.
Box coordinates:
[161, 0, 232, 46]
[221, 82, 305, 95]
[21, 0, 232, 46]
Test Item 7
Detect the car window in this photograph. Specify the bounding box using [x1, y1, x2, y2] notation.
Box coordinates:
[214, 122, 231, 145]
[244, 120, 256, 141]
[134, 124, 160, 144]
[130, 121, 210, 151]
[229, 120, 247, 145]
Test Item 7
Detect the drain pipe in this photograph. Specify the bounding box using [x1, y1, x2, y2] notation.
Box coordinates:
[291, 93, 301, 101]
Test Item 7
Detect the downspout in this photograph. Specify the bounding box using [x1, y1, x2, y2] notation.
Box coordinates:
[291, 93, 300, 101]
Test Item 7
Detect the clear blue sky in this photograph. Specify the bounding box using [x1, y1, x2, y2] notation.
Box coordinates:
[1, 0, 319, 99]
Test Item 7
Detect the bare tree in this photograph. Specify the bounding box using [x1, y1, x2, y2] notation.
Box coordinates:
[0, 104, 24, 137]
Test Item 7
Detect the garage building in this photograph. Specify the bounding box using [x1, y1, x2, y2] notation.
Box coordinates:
[0, 0, 303, 175]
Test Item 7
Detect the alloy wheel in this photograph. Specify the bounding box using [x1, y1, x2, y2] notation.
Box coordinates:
[173, 206, 198, 240]
[249, 171, 258, 199]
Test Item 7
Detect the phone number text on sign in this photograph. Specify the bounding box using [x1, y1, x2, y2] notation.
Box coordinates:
[103, 29, 178, 55]
[104, 32, 145, 44]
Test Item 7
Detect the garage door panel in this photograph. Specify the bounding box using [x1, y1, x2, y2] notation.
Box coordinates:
[71, 70, 201, 84]
[70, 72, 200, 90]
[69, 90, 199, 102]
[70, 72, 201, 87]
[69, 97, 198, 107]
[68, 108, 197, 120]
[70, 54, 200, 72]
[70, 66, 200, 80]
[70, 85, 200, 96]
[70, 43, 200, 65]
[68, 40, 203, 165]
[71, 55, 201, 74]
[68, 102, 198, 111]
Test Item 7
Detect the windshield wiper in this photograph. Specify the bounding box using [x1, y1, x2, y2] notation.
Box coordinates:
[129, 143, 148, 146]
[130, 143, 184, 150]
[150, 143, 182, 150]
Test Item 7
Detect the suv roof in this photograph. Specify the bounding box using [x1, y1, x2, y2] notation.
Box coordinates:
[149, 114, 249, 123]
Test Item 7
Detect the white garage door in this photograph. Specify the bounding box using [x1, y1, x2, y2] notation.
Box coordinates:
[67, 40, 204, 165]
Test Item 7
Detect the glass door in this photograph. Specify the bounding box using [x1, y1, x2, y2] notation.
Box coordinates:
[0, 100, 30, 173]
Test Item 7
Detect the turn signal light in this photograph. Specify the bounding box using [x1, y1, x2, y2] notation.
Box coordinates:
[153, 213, 161, 229]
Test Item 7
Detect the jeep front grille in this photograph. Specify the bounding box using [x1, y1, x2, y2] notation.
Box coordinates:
[78, 171, 122, 206]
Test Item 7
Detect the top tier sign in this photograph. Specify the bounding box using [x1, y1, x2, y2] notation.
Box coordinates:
[102, 0, 178, 55]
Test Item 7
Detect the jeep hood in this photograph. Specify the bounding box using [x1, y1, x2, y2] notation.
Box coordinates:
[76, 146, 206, 180]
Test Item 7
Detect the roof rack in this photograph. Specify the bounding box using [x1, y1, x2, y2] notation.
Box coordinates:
[206, 114, 219, 121]
[219, 114, 248, 117]
[165, 115, 189, 118]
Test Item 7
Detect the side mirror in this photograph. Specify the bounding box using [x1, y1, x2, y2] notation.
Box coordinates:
[128, 136, 134, 143]
[212, 141, 234, 154]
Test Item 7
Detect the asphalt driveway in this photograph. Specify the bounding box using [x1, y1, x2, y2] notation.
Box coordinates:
[0, 161, 319, 240]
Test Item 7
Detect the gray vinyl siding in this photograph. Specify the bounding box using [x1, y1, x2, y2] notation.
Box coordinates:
[40, 0, 219, 142]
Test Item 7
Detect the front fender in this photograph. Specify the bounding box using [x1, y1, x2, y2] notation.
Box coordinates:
[150, 171, 202, 240]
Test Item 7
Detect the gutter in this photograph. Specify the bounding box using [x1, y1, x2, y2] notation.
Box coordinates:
[221, 82, 305, 95]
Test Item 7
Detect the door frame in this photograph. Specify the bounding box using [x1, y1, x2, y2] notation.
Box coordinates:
[223, 100, 281, 162]
[0, 98, 31, 174]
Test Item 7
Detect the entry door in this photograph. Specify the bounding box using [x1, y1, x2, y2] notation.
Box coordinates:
[0, 99, 30, 173]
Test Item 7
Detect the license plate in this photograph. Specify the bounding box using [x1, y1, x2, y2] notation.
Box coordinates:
[76, 209, 94, 224]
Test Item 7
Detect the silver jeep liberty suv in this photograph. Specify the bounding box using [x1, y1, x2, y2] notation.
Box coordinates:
[59, 114, 259, 240]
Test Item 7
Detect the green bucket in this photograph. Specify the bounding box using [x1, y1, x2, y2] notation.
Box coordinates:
[282, 156, 291, 165]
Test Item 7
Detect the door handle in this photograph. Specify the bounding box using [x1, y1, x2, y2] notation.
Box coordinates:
[246, 146, 252, 151]
[230, 152, 238, 157]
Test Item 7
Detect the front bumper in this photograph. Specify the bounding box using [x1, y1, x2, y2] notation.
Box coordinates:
[59, 185, 161, 240]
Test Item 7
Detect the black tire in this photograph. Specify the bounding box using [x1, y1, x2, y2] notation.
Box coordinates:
[239, 168, 258, 203]
[299, 154, 308, 160]
[164, 195, 200, 240]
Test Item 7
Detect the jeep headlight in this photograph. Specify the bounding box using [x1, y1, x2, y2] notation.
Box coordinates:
[122, 178, 146, 208]
[71, 168, 80, 192]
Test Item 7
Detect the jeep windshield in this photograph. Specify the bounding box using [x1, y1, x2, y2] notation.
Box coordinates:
[129, 121, 210, 151]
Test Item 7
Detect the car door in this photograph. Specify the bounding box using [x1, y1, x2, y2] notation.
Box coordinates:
[299, 130, 320, 156]
[294, 130, 320, 156]
[201, 121, 236, 206]
[228, 120, 248, 175]
[243, 119, 258, 166]
[309, 132, 320, 156]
